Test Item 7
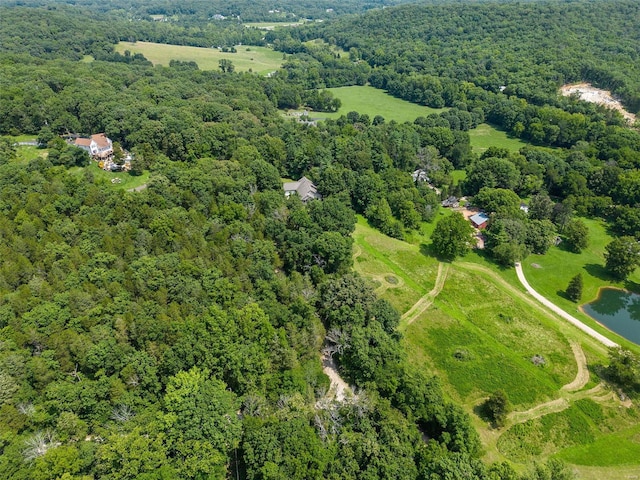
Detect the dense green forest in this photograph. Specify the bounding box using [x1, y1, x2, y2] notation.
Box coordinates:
[285, 0, 640, 111]
[0, 0, 429, 21]
[1, 0, 640, 478]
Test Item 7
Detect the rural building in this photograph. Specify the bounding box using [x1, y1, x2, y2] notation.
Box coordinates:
[470, 212, 490, 229]
[283, 176, 322, 202]
[74, 133, 113, 159]
[441, 196, 459, 208]
[412, 169, 429, 183]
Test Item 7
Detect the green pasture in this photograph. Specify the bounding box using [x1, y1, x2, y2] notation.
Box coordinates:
[15, 145, 46, 163]
[557, 421, 640, 467]
[451, 169, 466, 185]
[115, 42, 284, 75]
[303, 38, 349, 55]
[468, 123, 530, 154]
[310, 86, 446, 123]
[7, 135, 47, 164]
[522, 217, 640, 352]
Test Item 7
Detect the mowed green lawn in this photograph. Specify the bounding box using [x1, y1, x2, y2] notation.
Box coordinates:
[69, 161, 150, 191]
[115, 42, 284, 75]
[313, 86, 447, 123]
[468, 123, 530, 154]
[522, 217, 640, 351]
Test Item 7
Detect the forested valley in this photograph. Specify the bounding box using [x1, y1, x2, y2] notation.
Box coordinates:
[1, 0, 640, 478]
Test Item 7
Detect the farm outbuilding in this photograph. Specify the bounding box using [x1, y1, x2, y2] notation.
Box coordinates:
[470, 212, 490, 229]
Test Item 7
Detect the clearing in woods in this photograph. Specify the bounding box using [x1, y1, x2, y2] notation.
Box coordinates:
[468, 123, 530, 154]
[316, 86, 447, 123]
[115, 42, 284, 75]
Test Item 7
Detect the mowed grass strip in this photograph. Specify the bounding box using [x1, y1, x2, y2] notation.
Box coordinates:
[314, 86, 446, 123]
[522, 217, 640, 352]
[115, 41, 284, 75]
[405, 267, 573, 407]
[468, 123, 530, 154]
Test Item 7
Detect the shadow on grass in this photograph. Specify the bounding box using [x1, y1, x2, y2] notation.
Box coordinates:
[584, 263, 615, 282]
[624, 279, 640, 294]
[472, 402, 502, 430]
[419, 242, 454, 263]
[556, 289, 573, 302]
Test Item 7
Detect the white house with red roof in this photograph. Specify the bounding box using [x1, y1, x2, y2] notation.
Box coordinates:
[74, 133, 113, 158]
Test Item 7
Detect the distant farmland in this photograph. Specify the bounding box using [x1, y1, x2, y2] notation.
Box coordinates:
[115, 42, 283, 75]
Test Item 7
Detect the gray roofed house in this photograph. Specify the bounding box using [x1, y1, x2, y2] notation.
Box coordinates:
[469, 212, 490, 229]
[441, 196, 459, 208]
[283, 176, 322, 202]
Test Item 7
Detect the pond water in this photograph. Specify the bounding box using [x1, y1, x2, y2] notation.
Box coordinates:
[582, 288, 640, 345]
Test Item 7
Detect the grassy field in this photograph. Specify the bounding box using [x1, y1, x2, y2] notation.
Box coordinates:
[353, 217, 439, 313]
[405, 265, 575, 407]
[557, 421, 640, 467]
[306, 86, 447, 123]
[115, 42, 284, 75]
[522, 217, 640, 351]
[303, 38, 349, 55]
[468, 123, 530, 154]
[352, 215, 640, 475]
[69, 162, 150, 191]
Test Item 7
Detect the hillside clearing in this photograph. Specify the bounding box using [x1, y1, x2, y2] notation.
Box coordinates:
[311, 86, 446, 123]
[115, 41, 284, 75]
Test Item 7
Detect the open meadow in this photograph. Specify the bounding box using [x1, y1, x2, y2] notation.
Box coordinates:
[352, 214, 640, 476]
[68, 161, 150, 191]
[468, 123, 530, 154]
[115, 41, 284, 75]
[310, 85, 447, 123]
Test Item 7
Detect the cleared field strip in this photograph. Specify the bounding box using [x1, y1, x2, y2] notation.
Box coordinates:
[115, 42, 283, 74]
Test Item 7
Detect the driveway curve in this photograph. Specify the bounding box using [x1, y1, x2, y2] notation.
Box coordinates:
[514, 263, 618, 348]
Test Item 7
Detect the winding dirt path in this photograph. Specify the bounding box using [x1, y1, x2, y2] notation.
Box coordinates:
[402, 262, 449, 326]
[514, 263, 618, 348]
[508, 398, 569, 424]
[562, 341, 589, 392]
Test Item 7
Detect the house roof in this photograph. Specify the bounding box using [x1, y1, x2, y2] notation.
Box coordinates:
[470, 212, 490, 226]
[90, 133, 111, 149]
[74, 138, 92, 147]
[283, 176, 321, 201]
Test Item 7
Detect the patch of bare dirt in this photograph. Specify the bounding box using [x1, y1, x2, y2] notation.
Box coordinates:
[321, 354, 352, 402]
[561, 83, 636, 124]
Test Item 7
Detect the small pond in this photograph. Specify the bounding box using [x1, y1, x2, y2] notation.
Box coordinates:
[582, 288, 640, 345]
